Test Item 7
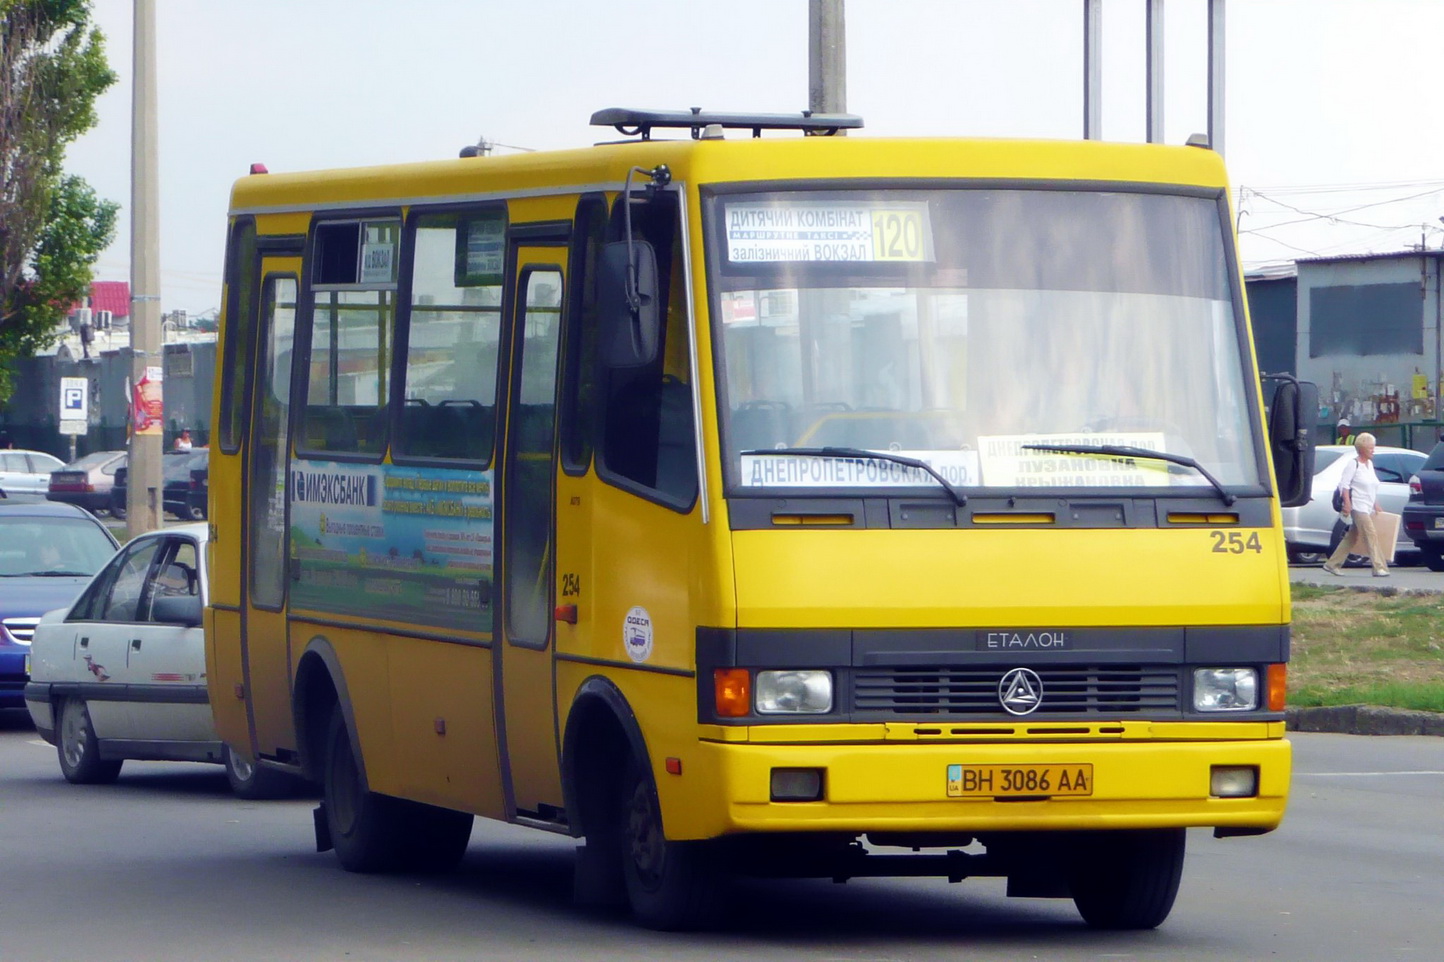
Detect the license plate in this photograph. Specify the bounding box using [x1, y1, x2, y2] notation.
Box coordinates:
[1434, 517, 1444, 529]
[946, 763, 1094, 798]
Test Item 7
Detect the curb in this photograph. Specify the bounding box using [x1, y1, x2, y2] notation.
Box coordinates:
[1286, 704, 1444, 736]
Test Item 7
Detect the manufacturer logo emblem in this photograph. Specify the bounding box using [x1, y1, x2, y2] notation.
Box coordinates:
[998, 667, 1044, 715]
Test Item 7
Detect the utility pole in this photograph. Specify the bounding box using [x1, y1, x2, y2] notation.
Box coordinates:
[1208, 0, 1226, 157]
[809, 0, 846, 117]
[1083, 0, 1102, 140]
[128, 0, 163, 536]
[1145, 0, 1165, 143]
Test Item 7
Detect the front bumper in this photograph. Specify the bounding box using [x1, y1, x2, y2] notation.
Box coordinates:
[662, 725, 1290, 839]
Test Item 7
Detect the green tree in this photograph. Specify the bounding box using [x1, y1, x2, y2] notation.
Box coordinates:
[0, 0, 118, 399]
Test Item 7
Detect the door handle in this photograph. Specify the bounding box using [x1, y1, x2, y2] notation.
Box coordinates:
[131, 639, 142, 651]
[79, 636, 89, 648]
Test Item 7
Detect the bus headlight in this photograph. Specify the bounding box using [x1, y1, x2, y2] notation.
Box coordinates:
[1193, 668, 1259, 712]
[755, 670, 833, 714]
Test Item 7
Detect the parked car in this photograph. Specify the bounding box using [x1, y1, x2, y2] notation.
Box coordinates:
[47, 449, 127, 515]
[23, 523, 292, 798]
[187, 460, 208, 521]
[1400, 441, 1444, 571]
[110, 449, 209, 521]
[1281, 444, 1425, 564]
[0, 448, 65, 501]
[0, 502, 119, 711]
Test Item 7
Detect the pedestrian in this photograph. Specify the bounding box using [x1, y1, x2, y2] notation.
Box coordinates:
[173, 428, 193, 452]
[1335, 417, 1354, 445]
[1322, 431, 1390, 578]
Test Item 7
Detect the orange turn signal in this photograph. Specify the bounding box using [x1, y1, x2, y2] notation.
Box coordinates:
[714, 668, 751, 717]
[1267, 663, 1287, 712]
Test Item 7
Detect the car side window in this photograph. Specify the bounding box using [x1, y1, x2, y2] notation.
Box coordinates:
[100, 540, 163, 623]
[68, 539, 145, 622]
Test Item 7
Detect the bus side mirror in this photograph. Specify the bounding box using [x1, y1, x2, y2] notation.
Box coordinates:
[598, 240, 660, 368]
[1263, 374, 1318, 508]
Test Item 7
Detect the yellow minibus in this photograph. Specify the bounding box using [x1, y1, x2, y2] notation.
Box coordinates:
[206, 108, 1313, 931]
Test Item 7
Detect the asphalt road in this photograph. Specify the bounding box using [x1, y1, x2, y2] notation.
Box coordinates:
[1, 714, 1439, 961]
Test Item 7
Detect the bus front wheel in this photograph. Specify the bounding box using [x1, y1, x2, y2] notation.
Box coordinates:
[618, 761, 723, 930]
[1068, 828, 1186, 930]
[322, 707, 472, 873]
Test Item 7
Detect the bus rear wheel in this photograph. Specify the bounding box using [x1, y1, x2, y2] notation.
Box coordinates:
[322, 707, 473, 873]
[618, 761, 722, 930]
[1068, 828, 1186, 930]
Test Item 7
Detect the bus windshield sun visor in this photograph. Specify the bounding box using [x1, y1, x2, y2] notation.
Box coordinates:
[1020, 444, 1235, 506]
[740, 446, 967, 506]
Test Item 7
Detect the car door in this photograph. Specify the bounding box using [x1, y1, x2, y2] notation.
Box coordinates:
[0, 451, 29, 494]
[66, 537, 167, 740]
[126, 536, 212, 744]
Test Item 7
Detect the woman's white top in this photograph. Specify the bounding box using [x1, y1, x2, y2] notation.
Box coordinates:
[1339, 457, 1380, 514]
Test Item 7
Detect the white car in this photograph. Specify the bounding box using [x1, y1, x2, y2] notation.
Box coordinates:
[24, 523, 292, 798]
[0, 448, 65, 499]
[1281, 444, 1426, 564]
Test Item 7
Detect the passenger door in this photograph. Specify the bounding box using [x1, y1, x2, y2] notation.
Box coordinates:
[240, 266, 301, 758]
[70, 537, 167, 740]
[497, 247, 567, 817]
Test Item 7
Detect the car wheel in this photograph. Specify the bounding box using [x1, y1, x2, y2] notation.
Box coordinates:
[619, 758, 723, 930]
[223, 744, 296, 800]
[1421, 547, 1444, 572]
[1068, 828, 1186, 930]
[1288, 549, 1326, 566]
[188, 504, 206, 521]
[57, 698, 123, 785]
[111, 501, 126, 520]
[322, 707, 471, 873]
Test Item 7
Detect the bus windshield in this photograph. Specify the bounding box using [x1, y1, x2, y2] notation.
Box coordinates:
[708, 187, 1260, 497]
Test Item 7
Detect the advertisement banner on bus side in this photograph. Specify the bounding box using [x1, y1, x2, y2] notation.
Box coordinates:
[289, 459, 494, 632]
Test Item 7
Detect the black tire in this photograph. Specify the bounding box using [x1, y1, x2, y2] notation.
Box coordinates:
[110, 499, 126, 521]
[321, 707, 471, 873]
[1068, 828, 1186, 930]
[188, 504, 206, 521]
[223, 744, 296, 800]
[57, 698, 122, 785]
[1421, 547, 1444, 572]
[619, 759, 723, 930]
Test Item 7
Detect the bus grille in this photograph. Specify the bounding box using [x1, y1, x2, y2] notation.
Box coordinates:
[853, 665, 1181, 715]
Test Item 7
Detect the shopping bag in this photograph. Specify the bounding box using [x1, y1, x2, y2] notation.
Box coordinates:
[1372, 511, 1400, 564]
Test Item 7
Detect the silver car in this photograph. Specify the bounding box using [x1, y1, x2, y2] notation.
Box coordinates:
[0, 449, 65, 500]
[1282, 444, 1425, 564]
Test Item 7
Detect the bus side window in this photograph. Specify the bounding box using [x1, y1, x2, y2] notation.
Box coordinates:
[393, 207, 504, 464]
[218, 218, 257, 454]
[596, 191, 697, 507]
[300, 219, 398, 459]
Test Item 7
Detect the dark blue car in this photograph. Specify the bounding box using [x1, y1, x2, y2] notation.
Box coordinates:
[0, 502, 119, 710]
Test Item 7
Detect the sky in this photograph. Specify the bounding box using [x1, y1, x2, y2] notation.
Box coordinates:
[65, 0, 1444, 317]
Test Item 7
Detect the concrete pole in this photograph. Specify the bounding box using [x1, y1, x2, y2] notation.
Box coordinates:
[808, 0, 846, 117]
[128, 0, 163, 536]
[1083, 0, 1102, 139]
[1208, 0, 1226, 157]
[1146, 0, 1165, 143]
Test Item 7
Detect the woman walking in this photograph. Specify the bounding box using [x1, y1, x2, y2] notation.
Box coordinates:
[1322, 432, 1390, 578]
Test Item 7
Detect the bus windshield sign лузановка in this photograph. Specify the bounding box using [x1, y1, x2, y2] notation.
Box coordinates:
[205, 107, 1310, 933]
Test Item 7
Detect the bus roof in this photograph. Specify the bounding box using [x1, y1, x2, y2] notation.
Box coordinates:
[228, 131, 1231, 218]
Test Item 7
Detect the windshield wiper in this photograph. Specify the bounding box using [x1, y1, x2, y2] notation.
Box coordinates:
[15, 570, 92, 578]
[1020, 443, 1236, 506]
[740, 446, 967, 506]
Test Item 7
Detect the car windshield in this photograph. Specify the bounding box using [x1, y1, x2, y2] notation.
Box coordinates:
[708, 187, 1261, 497]
[0, 516, 115, 576]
